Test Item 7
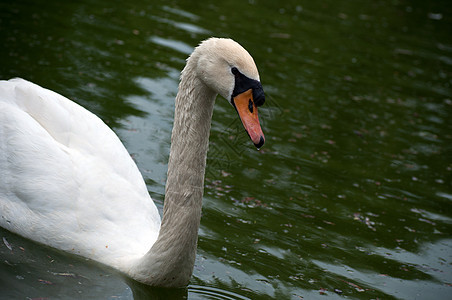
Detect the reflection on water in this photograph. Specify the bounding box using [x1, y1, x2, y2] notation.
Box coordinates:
[1, 0, 451, 299]
[0, 229, 129, 299]
[149, 36, 195, 55]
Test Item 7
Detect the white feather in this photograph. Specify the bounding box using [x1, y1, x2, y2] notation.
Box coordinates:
[0, 78, 160, 268]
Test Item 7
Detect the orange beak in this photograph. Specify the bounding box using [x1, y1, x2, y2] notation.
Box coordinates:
[233, 89, 265, 148]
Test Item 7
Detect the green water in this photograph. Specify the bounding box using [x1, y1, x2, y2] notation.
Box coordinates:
[1, 0, 451, 299]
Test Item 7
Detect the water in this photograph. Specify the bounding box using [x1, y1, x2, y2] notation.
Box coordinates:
[1, 0, 451, 299]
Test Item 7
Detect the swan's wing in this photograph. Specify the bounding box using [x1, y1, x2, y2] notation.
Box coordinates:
[2, 78, 146, 187]
[0, 78, 160, 265]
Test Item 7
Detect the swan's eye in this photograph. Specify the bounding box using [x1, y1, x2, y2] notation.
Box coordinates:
[231, 67, 239, 75]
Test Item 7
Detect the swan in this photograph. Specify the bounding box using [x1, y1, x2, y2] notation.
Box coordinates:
[0, 38, 265, 287]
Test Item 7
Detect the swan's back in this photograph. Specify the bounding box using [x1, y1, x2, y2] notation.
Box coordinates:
[0, 78, 160, 267]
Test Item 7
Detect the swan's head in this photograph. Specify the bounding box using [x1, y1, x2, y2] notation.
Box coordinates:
[192, 38, 265, 148]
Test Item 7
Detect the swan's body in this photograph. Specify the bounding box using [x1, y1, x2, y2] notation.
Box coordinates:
[0, 38, 265, 287]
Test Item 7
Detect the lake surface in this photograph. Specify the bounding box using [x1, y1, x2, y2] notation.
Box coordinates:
[1, 0, 451, 299]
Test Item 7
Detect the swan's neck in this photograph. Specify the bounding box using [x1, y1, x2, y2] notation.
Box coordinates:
[129, 58, 216, 287]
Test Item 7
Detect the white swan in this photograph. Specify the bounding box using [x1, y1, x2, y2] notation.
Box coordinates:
[0, 38, 265, 287]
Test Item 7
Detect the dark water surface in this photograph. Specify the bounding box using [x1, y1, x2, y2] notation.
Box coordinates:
[1, 0, 451, 299]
